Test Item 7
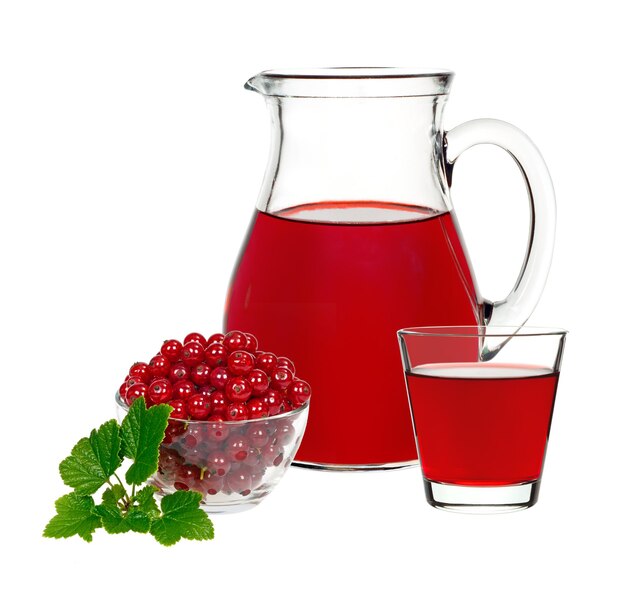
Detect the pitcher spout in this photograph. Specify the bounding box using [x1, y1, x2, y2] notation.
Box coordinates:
[244, 74, 265, 94]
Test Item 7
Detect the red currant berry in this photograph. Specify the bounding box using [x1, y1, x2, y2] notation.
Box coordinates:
[176, 465, 202, 490]
[274, 421, 296, 446]
[190, 362, 212, 386]
[244, 333, 258, 353]
[172, 380, 196, 400]
[226, 468, 252, 496]
[160, 339, 183, 362]
[204, 474, 224, 496]
[198, 384, 215, 395]
[147, 378, 174, 405]
[209, 366, 231, 390]
[126, 375, 145, 389]
[250, 468, 266, 489]
[261, 443, 284, 467]
[206, 419, 230, 443]
[207, 333, 224, 345]
[287, 379, 312, 405]
[180, 431, 199, 451]
[226, 402, 249, 421]
[169, 362, 190, 383]
[204, 342, 228, 368]
[158, 447, 182, 472]
[270, 367, 294, 391]
[243, 448, 263, 467]
[149, 354, 171, 379]
[206, 450, 231, 477]
[247, 398, 269, 419]
[227, 350, 255, 376]
[185, 423, 210, 446]
[181, 341, 204, 367]
[246, 425, 271, 448]
[285, 390, 301, 408]
[183, 450, 204, 467]
[248, 369, 270, 395]
[162, 422, 186, 444]
[184, 332, 207, 348]
[224, 377, 253, 403]
[186, 465, 204, 483]
[129, 362, 150, 381]
[223, 330, 247, 351]
[263, 390, 286, 416]
[276, 356, 296, 374]
[119, 382, 129, 398]
[208, 391, 228, 416]
[187, 393, 212, 420]
[202, 437, 221, 453]
[255, 352, 278, 374]
[225, 435, 250, 462]
[167, 399, 188, 420]
[125, 383, 148, 405]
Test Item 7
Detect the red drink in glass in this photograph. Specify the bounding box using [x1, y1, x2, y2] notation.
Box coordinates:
[405, 362, 559, 485]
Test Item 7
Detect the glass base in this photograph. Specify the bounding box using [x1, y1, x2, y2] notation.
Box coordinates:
[423, 478, 541, 513]
[198, 498, 263, 514]
[292, 459, 419, 472]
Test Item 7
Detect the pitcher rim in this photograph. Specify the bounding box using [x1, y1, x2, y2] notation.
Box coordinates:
[245, 67, 453, 98]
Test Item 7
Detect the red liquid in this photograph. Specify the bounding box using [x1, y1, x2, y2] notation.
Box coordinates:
[406, 363, 559, 485]
[225, 202, 480, 466]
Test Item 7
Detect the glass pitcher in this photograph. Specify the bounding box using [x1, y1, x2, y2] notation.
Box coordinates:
[224, 68, 555, 470]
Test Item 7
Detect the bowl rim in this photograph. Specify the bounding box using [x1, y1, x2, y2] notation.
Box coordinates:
[115, 391, 309, 425]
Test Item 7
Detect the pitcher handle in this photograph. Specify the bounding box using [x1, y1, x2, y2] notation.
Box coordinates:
[444, 119, 556, 356]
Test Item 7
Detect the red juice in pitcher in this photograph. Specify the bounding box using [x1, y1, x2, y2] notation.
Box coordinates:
[405, 363, 559, 485]
[225, 201, 481, 467]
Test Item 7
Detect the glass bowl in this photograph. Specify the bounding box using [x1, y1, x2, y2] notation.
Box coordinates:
[115, 393, 309, 513]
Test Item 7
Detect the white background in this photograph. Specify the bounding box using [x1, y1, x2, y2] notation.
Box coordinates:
[1, 1, 624, 589]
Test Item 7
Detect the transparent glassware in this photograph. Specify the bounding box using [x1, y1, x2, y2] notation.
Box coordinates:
[398, 326, 567, 513]
[116, 393, 309, 513]
[225, 68, 556, 471]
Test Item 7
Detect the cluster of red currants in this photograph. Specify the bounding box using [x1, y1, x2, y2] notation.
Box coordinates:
[157, 415, 298, 497]
[118, 330, 312, 421]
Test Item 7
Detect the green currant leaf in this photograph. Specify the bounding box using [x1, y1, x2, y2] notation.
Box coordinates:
[59, 420, 123, 495]
[150, 491, 214, 547]
[89, 420, 123, 477]
[43, 493, 102, 542]
[126, 509, 151, 533]
[94, 504, 132, 534]
[120, 397, 171, 486]
[58, 438, 103, 495]
[101, 484, 126, 508]
[95, 502, 151, 534]
[135, 485, 160, 519]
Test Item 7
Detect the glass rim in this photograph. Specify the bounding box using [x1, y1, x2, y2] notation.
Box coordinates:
[245, 67, 453, 98]
[397, 325, 568, 338]
[115, 391, 309, 425]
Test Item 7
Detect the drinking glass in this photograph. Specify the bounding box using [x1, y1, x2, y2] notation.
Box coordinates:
[398, 326, 566, 513]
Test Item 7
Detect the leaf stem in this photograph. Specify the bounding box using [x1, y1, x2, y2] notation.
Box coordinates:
[110, 473, 132, 505]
